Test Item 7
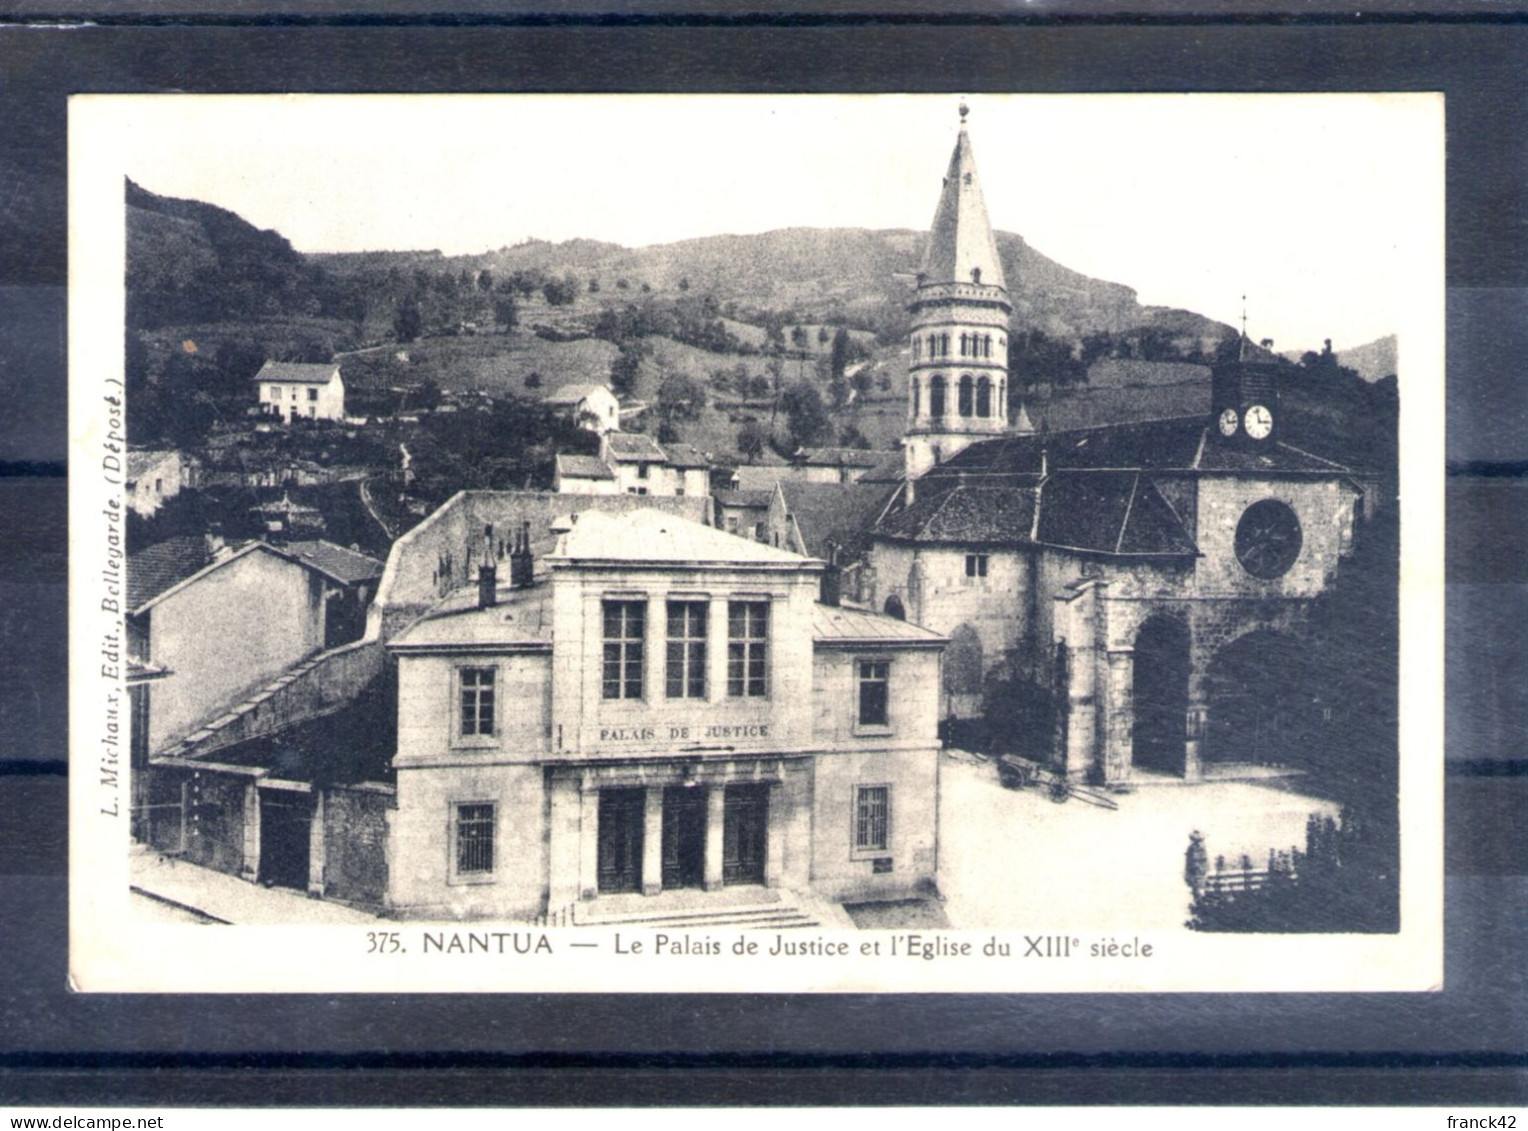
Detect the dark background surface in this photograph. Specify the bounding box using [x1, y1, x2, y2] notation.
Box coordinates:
[0, 17, 1524, 1107]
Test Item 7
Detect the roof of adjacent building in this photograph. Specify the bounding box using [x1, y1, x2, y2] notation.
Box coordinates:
[390, 580, 554, 652]
[714, 488, 774, 511]
[661, 441, 710, 470]
[551, 508, 811, 567]
[920, 118, 1006, 292]
[604, 432, 667, 462]
[812, 603, 946, 648]
[127, 535, 218, 612]
[556, 453, 615, 480]
[544, 382, 611, 406]
[125, 449, 178, 481]
[778, 481, 898, 559]
[253, 361, 341, 386]
[280, 540, 385, 585]
[793, 447, 883, 469]
[858, 451, 909, 484]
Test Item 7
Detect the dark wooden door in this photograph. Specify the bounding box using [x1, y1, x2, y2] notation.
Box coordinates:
[722, 784, 768, 886]
[662, 787, 707, 889]
[597, 788, 645, 894]
[258, 790, 312, 890]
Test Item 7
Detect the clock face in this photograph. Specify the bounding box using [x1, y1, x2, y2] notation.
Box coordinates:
[1218, 407, 1240, 437]
[1234, 499, 1303, 580]
[1243, 404, 1273, 440]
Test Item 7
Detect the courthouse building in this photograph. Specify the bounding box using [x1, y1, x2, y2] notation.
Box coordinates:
[385, 507, 944, 922]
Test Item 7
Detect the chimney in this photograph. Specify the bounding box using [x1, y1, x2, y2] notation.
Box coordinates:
[510, 520, 535, 588]
[477, 561, 498, 609]
[478, 522, 498, 608]
[1040, 448, 1049, 478]
[819, 546, 842, 607]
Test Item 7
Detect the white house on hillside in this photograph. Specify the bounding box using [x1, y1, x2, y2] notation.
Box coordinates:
[255, 361, 346, 423]
[544, 382, 621, 434]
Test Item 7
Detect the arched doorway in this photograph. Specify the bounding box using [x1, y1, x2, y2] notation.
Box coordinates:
[943, 623, 984, 719]
[1132, 614, 1190, 776]
[1204, 629, 1316, 770]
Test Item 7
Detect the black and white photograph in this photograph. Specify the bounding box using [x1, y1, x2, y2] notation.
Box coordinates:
[68, 92, 1443, 993]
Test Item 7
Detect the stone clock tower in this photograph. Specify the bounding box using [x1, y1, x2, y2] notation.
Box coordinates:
[1210, 335, 1282, 449]
[904, 105, 1015, 481]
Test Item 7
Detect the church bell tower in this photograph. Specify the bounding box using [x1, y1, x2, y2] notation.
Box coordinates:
[904, 103, 1015, 481]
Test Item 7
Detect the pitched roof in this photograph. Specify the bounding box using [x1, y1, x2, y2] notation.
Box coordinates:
[544, 382, 610, 405]
[858, 451, 908, 484]
[390, 581, 554, 652]
[778, 481, 897, 559]
[552, 508, 810, 567]
[253, 361, 340, 386]
[714, 488, 774, 510]
[280, 540, 385, 585]
[919, 119, 1006, 291]
[127, 536, 215, 612]
[875, 484, 1039, 545]
[604, 432, 667, 462]
[556, 453, 615, 480]
[812, 603, 945, 648]
[1033, 471, 1198, 557]
[794, 447, 883, 468]
[125, 449, 178, 481]
[661, 441, 710, 470]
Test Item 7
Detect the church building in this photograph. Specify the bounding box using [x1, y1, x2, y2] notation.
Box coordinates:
[866, 107, 1372, 786]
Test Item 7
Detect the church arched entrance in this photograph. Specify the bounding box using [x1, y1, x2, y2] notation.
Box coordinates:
[1203, 629, 1317, 771]
[1131, 614, 1190, 776]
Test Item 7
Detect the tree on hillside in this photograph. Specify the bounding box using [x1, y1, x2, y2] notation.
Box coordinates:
[616, 277, 630, 291]
[609, 341, 651, 397]
[830, 326, 853, 382]
[657, 372, 705, 429]
[790, 326, 808, 352]
[477, 269, 494, 292]
[393, 296, 422, 343]
[588, 276, 600, 293]
[781, 381, 831, 450]
[493, 293, 519, 332]
[542, 274, 581, 307]
[525, 371, 543, 390]
[737, 420, 769, 463]
[839, 424, 870, 450]
[678, 276, 690, 292]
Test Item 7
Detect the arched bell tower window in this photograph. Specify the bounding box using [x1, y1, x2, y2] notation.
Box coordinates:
[958, 375, 974, 417]
[929, 375, 946, 418]
[975, 376, 991, 418]
[911, 378, 920, 418]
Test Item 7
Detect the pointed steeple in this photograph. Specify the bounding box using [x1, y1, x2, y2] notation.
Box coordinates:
[920, 103, 1006, 291]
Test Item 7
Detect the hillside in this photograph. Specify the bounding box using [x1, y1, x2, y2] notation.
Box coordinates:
[1335, 334, 1399, 383]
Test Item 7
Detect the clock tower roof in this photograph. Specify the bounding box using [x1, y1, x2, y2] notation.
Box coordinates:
[919, 109, 1007, 292]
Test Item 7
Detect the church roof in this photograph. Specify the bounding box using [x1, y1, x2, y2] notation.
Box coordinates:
[1034, 471, 1199, 557]
[919, 117, 1006, 291]
[876, 484, 1039, 545]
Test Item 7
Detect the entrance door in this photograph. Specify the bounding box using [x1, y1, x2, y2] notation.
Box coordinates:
[1132, 615, 1191, 776]
[258, 790, 312, 890]
[597, 788, 645, 894]
[662, 787, 707, 889]
[722, 784, 768, 886]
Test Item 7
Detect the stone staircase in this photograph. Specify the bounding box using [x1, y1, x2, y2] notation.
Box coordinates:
[571, 887, 840, 931]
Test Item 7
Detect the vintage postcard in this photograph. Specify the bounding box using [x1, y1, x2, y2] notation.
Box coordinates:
[69, 93, 1443, 992]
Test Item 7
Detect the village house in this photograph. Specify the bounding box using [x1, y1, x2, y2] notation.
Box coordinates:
[255, 361, 347, 423]
[555, 432, 711, 498]
[124, 449, 188, 517]
[543, 381, 621, 434]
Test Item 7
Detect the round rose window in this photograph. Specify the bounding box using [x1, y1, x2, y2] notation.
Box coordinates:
[1233, 499, 1302, 580]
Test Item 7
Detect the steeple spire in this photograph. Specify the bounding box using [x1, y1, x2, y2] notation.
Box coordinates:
[920, 105, 1006, 292]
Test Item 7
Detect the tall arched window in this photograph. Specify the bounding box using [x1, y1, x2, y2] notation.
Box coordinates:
[912, 337, 920, 361]
[929, 375, 946, 418]
[997, 380, 1006, 418]
[975, 376, 991, 418]
[957, 375, 974, 417]
[941, 333, 950, 357]
[911, 378, 920, 417]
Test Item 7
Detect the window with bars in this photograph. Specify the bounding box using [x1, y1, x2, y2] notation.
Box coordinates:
[857, 660, 890, 727]
[602, 600, 646, 699]
[727, 600, 769, 698]
[458, 666, 496, 736]
[453, 802, 495, 877]
[666, 600, 708, 699]
[855, 786, 890, 853]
